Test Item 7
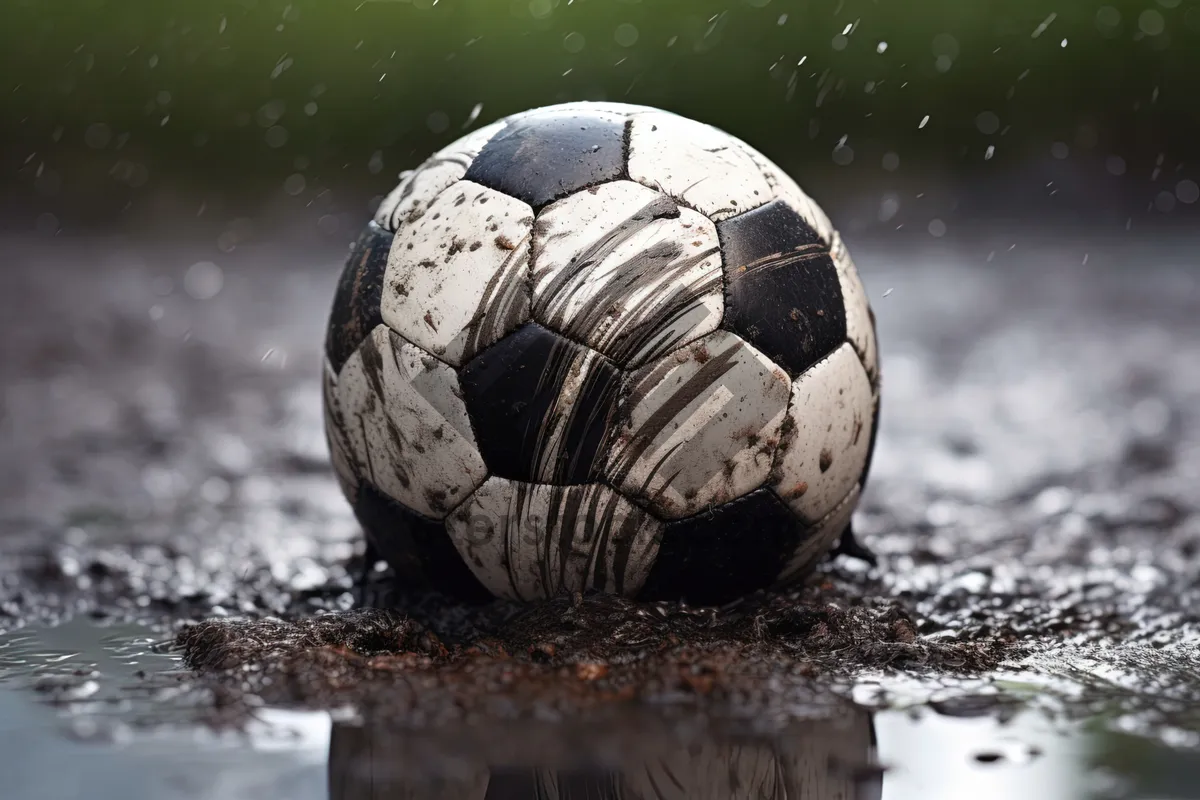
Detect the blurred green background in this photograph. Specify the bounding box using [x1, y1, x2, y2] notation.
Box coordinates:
[2, 0, 1197, 233]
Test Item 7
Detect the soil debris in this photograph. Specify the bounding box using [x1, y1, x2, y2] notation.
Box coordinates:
[170, 585, 1010, 726]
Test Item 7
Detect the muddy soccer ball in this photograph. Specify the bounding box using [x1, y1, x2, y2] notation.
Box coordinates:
[322, 102, 880, 605]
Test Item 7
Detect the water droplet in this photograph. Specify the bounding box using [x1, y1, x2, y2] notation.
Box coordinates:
[928, 219, 947, 237]
[932, 32, 959, 58]
[283, 173, 306, 196]
[84, 123, 112, 149]
[1031, 12, 1057, 38]
[463, 102, 483, 129]
[184, 262, 224, 300]
[1139, 9, 1165, 35]
[563, 31, 585, 53]
[878, 193, 900, 222]
[427, 110, 450, 133]
[256, 100, 286, 128]
[264, 126, 288, 148]
[34, 212, 59, 235]
[1095, 6, 1121, 31]
[270, 57, 293, 80]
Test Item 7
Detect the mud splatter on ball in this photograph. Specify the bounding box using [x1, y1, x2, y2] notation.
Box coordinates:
[323, 102, 880, 605]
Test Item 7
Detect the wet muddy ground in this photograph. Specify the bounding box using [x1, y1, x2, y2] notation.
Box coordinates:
[1, 222, 1198, 797]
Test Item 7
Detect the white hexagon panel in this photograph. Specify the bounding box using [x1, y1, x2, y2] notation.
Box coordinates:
[770, 343, 874, 524]
[381, 180, 533, 367]
[445, 477, 663, 601]
[831, 231, 879, 384]
[628, 112, 772, 221]
[335, 324, 487, 519]
[531, 180, 724, 368]
[605, 330, 792, 519]
[374, 120, 505, 233]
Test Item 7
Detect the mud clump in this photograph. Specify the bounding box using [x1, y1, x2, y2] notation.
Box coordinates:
[177, 609, 443, 671]
[173, 585, 1011, 726]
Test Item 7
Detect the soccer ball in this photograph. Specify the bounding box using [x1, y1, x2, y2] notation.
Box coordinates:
[323, 102, 880, 605]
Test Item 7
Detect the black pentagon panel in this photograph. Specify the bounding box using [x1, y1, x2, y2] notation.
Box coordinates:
[355, 481, 492, 603]
[717, 200, 847, 377]
[460, 323, 621, 485]
[325, 221, 394, 373]
[463, 110, 627, 210]
[637, 488, 804, 605]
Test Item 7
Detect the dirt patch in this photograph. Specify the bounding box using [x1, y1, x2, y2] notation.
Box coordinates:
[170, 581, 1011, 727]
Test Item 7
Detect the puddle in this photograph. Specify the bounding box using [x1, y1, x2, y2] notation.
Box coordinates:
[1, 617, 1197, 799]
[0, 618, 328, 800]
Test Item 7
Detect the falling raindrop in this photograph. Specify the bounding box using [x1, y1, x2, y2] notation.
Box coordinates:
[463, 103, 483, 129]
[563, 32, 585, 53]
